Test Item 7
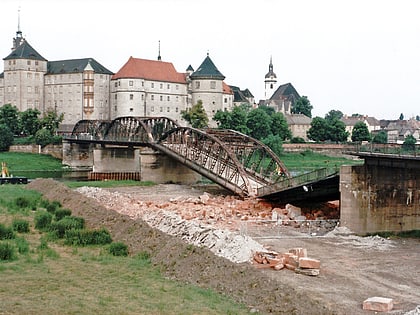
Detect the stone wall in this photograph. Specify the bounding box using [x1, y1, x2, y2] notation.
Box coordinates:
[9, 144, 63, 160]
[340, 163, 420, 235]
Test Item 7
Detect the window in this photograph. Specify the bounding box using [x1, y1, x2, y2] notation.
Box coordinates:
[151, 95, 154, 100]
[35, 86, 39, 94]
[118, 81, 121, 86]
[167, 107, 170, 112]
[114, 82, 118, 87]
[160, 83, 163, 89]
[114, 94, 117, 100]
[224, 98, 227, 103]
[151, 83, 154, 88]
[129, 80, 133, 86]
[141, 94, 144, 101]
[35, 61, 38, 66]
[160, 107, 163, 112]
[27, 73, 32, 79]
[27, 86, 32, 93]
[27, 60, 31, 66]
[167, 96, 170, 101]
[210, 81, 216, 89]
[167, 84, 170, 89]
[130, 108, 133, 112]
[160, 95, 163, 101]
[175, 107, 178, 113]
[176, 96, 179, 102]
[176, 85, 179, 90]
[130, 94, 134, 100]
[195, 81, 200, 89]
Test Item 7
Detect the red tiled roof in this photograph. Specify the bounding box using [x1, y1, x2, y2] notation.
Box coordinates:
[223, 82, 233, 94]
[112, 56, 186, 83]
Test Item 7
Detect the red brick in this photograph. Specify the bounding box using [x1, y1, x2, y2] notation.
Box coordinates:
[289, 248, 307, 258]
[363, 297, 393, 312]
[298, 257, 321, 269]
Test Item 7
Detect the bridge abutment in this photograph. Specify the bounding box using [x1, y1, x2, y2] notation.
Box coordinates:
[340, 155, 420, 235]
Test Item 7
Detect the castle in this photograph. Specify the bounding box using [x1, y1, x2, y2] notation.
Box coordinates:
[0, 26, 243, 131]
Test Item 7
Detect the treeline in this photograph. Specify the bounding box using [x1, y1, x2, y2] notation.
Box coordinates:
[0, 104, 63, 151]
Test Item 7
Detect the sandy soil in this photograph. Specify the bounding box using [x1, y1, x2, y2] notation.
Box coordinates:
[27, 179, 420, 315]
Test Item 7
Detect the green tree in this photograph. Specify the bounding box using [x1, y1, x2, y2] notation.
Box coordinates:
[351, 121, 371, 142]
[213, 110, 232, 129]
[181, 100, 209, 128]
[327, 119, 349, 143]
[325, 110, 344, 122]
[271, 112, 291, 141]
[41, 110, 64, 134]
[246, 108, 272, 140]
[399, 113, 404, 120]
[307, 117, 328, 142]
[19, 108, 41, 136]
[229, 106, 249, 134]
[402, 134, 416, 151]
[262, 134, 283, 157]
[416, 115, 420, 121]
[0, 124, 14, 151]
[0, 104, 19, 135]
[372, 130, 388, 144]
[34, 128, 53, 147]
[292, 96, 313, 118]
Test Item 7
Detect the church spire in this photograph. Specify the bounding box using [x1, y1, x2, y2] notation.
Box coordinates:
[264, 56, 277, 99]
[157, 40, 161, 61]
[12, 7, 24, 50]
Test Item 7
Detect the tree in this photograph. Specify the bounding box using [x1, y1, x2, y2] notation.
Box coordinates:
[229, 106, 249, 134]
[0, 104, 19, 135]
[213, 110, 232, 129]
[19, 108, 41, 136]
[416, 115, 420, 121]
[325, 110, 344, 122]
[327, 119, 349, 143]
[307, 117, 329, 142]
[0, 124, 14, 151]
[292, 96, 313, 118]
[262, 134, 283, 157]
[246, 108, 272, 140]
[181, 100, 209, 128]
[351, 121, 371, 142]
[271, 112, 291, 141]
[402, 134, 416, 151]
[41, 110, 64, 134]
[399, 113, 404, 120]
[372, 130, 388, 144]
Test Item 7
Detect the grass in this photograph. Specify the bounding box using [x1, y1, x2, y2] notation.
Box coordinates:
[0, 185, 250, 314]
[280, 150, 363, 174]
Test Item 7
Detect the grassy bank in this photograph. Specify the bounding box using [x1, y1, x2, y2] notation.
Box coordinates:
[0, 185, 250, 314]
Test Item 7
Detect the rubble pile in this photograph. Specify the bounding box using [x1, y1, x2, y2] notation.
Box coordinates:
[253, 247, 321, 276]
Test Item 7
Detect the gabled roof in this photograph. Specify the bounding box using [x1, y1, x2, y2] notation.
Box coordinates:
[229, 85, 250, 102]
[270, 83, 300, 102]
[3, 40, 47, 61]
[112, 56, 186, 83]
[285, 114, 312, 125]
[190, 55, 225, 80]
[341, 115, 381, 127]
[222, 82, 233, 95]
[47, 58, 113, 75]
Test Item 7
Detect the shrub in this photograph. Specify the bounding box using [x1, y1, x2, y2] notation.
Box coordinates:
[0, 242, 16, 260]
[0, 224, 15, 240]
[54, 208, 72, 221]
[12, 219, 30, 233]
[15, 197, 30, 209]
[50, 216, 85, 238]
[34, 128, 53, 147]
[15, 237, 29, 254]
[34, 211, 53, 230]
[109, 242, 128, 256]
[64, 228, 112, 246]
[45, 200, 61, 214]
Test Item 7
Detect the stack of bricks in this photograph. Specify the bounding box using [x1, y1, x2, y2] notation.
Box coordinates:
[253, 247, 320, 276]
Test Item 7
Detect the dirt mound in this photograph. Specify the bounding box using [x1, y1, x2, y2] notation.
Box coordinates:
[27, 179, 334, 315]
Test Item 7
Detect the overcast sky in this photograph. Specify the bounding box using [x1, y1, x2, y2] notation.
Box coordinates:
[1, 0, 419, 119]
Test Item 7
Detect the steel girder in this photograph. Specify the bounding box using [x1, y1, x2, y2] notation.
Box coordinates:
[154, 127, 254, 197]
[71, 120, 111, 140]
[206, 129, 290, 183]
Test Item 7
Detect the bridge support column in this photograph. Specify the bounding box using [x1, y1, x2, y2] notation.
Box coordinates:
[62, 140, 95, 170]
[139, 148, 201, 184]
[340, 162, 420, 235]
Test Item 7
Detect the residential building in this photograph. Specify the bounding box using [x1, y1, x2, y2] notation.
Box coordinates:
[285, 114, 312, 141]
[379, 118, 420, 143]
[341, 115, 381, 142]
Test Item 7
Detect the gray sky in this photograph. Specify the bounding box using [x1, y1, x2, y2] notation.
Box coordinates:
[1, 0, 419, 119]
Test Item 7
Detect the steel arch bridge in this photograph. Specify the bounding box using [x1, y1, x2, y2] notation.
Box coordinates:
[66, 116, 291, 197]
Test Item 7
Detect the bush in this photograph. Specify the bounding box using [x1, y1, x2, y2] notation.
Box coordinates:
[109, 242, 128, 256]
[0, 124, 14, 152]
[290, 137, 306, 143]
[50, 216, 85, 238]
[54, 208, 72, 221]
[12, 219, 30, 233]
[34, 211, 53, 230]
[15, 197, 30, 209]
[0, 224, 15, 240]
[0, 242, 16, 260]
[34, 128, 53, 147]
[45, 200, 61, 214]
[15, 237, 29, 254]
[64, 228, 112, 246]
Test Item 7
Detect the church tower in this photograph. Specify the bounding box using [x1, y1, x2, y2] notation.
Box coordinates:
[264, 56, 277, 99]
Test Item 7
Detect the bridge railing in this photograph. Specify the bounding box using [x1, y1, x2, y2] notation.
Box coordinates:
[349, 143, 419, 157]
[257, 167, 339, 196]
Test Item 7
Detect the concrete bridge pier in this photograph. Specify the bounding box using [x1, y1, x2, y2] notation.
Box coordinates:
[340, 154, 420, 235]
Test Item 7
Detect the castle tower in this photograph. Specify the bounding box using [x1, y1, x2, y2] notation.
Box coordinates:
[264, 56, 277, 99]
